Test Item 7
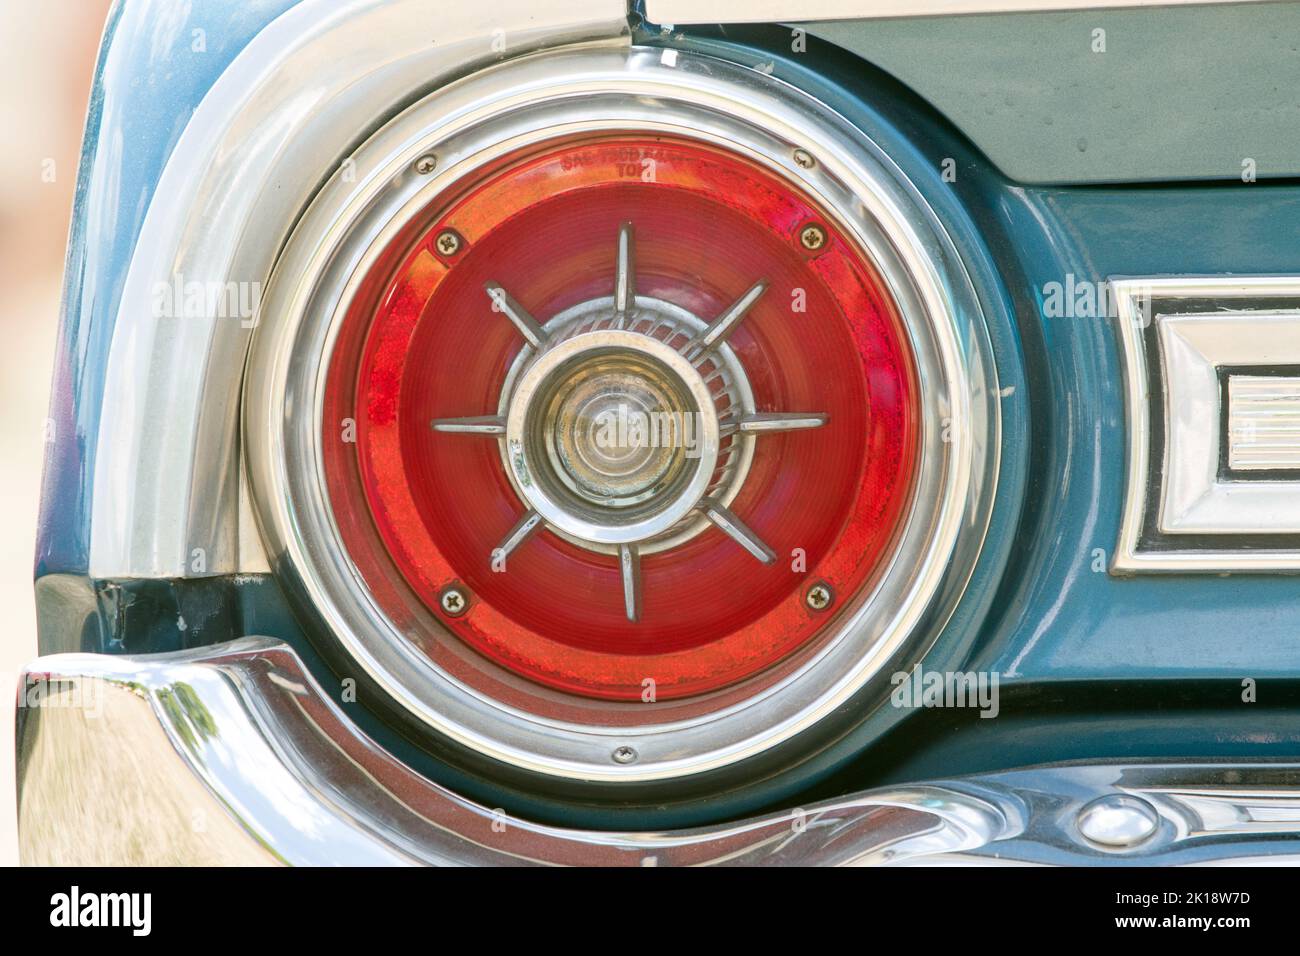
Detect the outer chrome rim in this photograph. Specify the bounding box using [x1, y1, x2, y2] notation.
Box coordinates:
[243, 46, 1000, 785]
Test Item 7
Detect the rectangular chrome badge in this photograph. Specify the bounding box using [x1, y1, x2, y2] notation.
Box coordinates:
[1112, 277, 1300, 573]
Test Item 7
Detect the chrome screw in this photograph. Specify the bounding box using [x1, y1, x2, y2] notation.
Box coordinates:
[435, 229, 461, 256]
[806, 581, 833, 612]
[414, 153, 437, 174]
[799, 224, 827, 251]
[793, 148, 815, 169]
[440, 587, 468, 616]
[612, 745, 637, 764]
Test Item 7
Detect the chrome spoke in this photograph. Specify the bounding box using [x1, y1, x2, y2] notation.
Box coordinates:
[431, 415, 506, 435]
[619, 543, 642, 622]
[701, 499, 776, 564]
[689, 280, 767, 357]
[736, 412, 828, 434]
[496, 509, 543, 560]
[466, 227, 800, 624]
[614, 222, 635, 328]
[485, 281, 548, 348]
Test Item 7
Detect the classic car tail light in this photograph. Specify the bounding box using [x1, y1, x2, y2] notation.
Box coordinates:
[243, 48, 997, 792]
[324, 136, 919, 701]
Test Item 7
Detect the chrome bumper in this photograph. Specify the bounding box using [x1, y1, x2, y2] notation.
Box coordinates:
[16, 639, 1300, 865]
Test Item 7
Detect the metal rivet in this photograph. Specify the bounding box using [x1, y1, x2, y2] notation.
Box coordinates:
[435, 229, 462, 256]
[612, 745, 637, 764]
[806, 581, 833, 612]
[1076, 794, 1159, 848]
[799, 224, 827, 251]
[793, 148, 815, 169]
[440, 587, 468, 617]
[415, 153, 437, 174]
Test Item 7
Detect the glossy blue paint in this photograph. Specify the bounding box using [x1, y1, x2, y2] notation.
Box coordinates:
[36, 0, 299, 576]
[979, 183, 1300, 682]
[662, 25, 1300, 694]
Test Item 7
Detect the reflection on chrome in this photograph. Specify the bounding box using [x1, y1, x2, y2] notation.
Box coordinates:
[18, 639, 1300, 866]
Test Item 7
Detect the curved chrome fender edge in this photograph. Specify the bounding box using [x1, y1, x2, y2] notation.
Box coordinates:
[87, 0, 630, 579]
[17, 639, 1300, 865]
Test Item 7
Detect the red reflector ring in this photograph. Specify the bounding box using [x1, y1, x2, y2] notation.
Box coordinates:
[324, 136, 920, 701]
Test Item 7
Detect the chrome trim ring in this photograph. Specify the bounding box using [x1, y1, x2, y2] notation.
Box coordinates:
[243, 46, 1000, 786]
[495, 295, 757, 557]
[502, 329, 722, 546]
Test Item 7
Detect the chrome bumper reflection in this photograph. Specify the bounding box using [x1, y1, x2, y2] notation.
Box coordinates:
[16, 639, 1300, 865]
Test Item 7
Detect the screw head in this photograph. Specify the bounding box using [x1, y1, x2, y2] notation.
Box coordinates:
[793, 148, 815, 169]
[415, 153, 437, 174]
[806, 581, 833, 612]
[799, 223, 827, 251]
[611, 745, 637, 764]
[439, 587, 468, 617]
[435, 229, 462, 257]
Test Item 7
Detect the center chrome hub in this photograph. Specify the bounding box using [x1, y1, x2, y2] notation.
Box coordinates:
[542, 346, 699, 508]
[505, 329, 721, 546]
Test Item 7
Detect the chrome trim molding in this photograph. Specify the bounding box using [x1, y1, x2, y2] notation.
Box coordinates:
[1112, 277, 1300, 573]
[1159, 313, 1300, 533]
[86, 0, 630, 579]
[16, 641, 1006, 866]
[643, 0, 1280, 26]
[241, 46, 1000, 786]
[19, 640, 1300, 866]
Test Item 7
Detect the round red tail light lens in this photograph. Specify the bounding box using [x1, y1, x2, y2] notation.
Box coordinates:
[244, 47, 998, 792]
[325, 136, 919, 700]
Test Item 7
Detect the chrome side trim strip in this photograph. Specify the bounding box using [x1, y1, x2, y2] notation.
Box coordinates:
[1112, 277, 1300, 573]
[86, 0, 629, 578]
[644, 0, 1282, 26]
[20, 639, 1300, 865]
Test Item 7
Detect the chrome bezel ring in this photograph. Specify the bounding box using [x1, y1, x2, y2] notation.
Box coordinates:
[243, 46, 1000, 786]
